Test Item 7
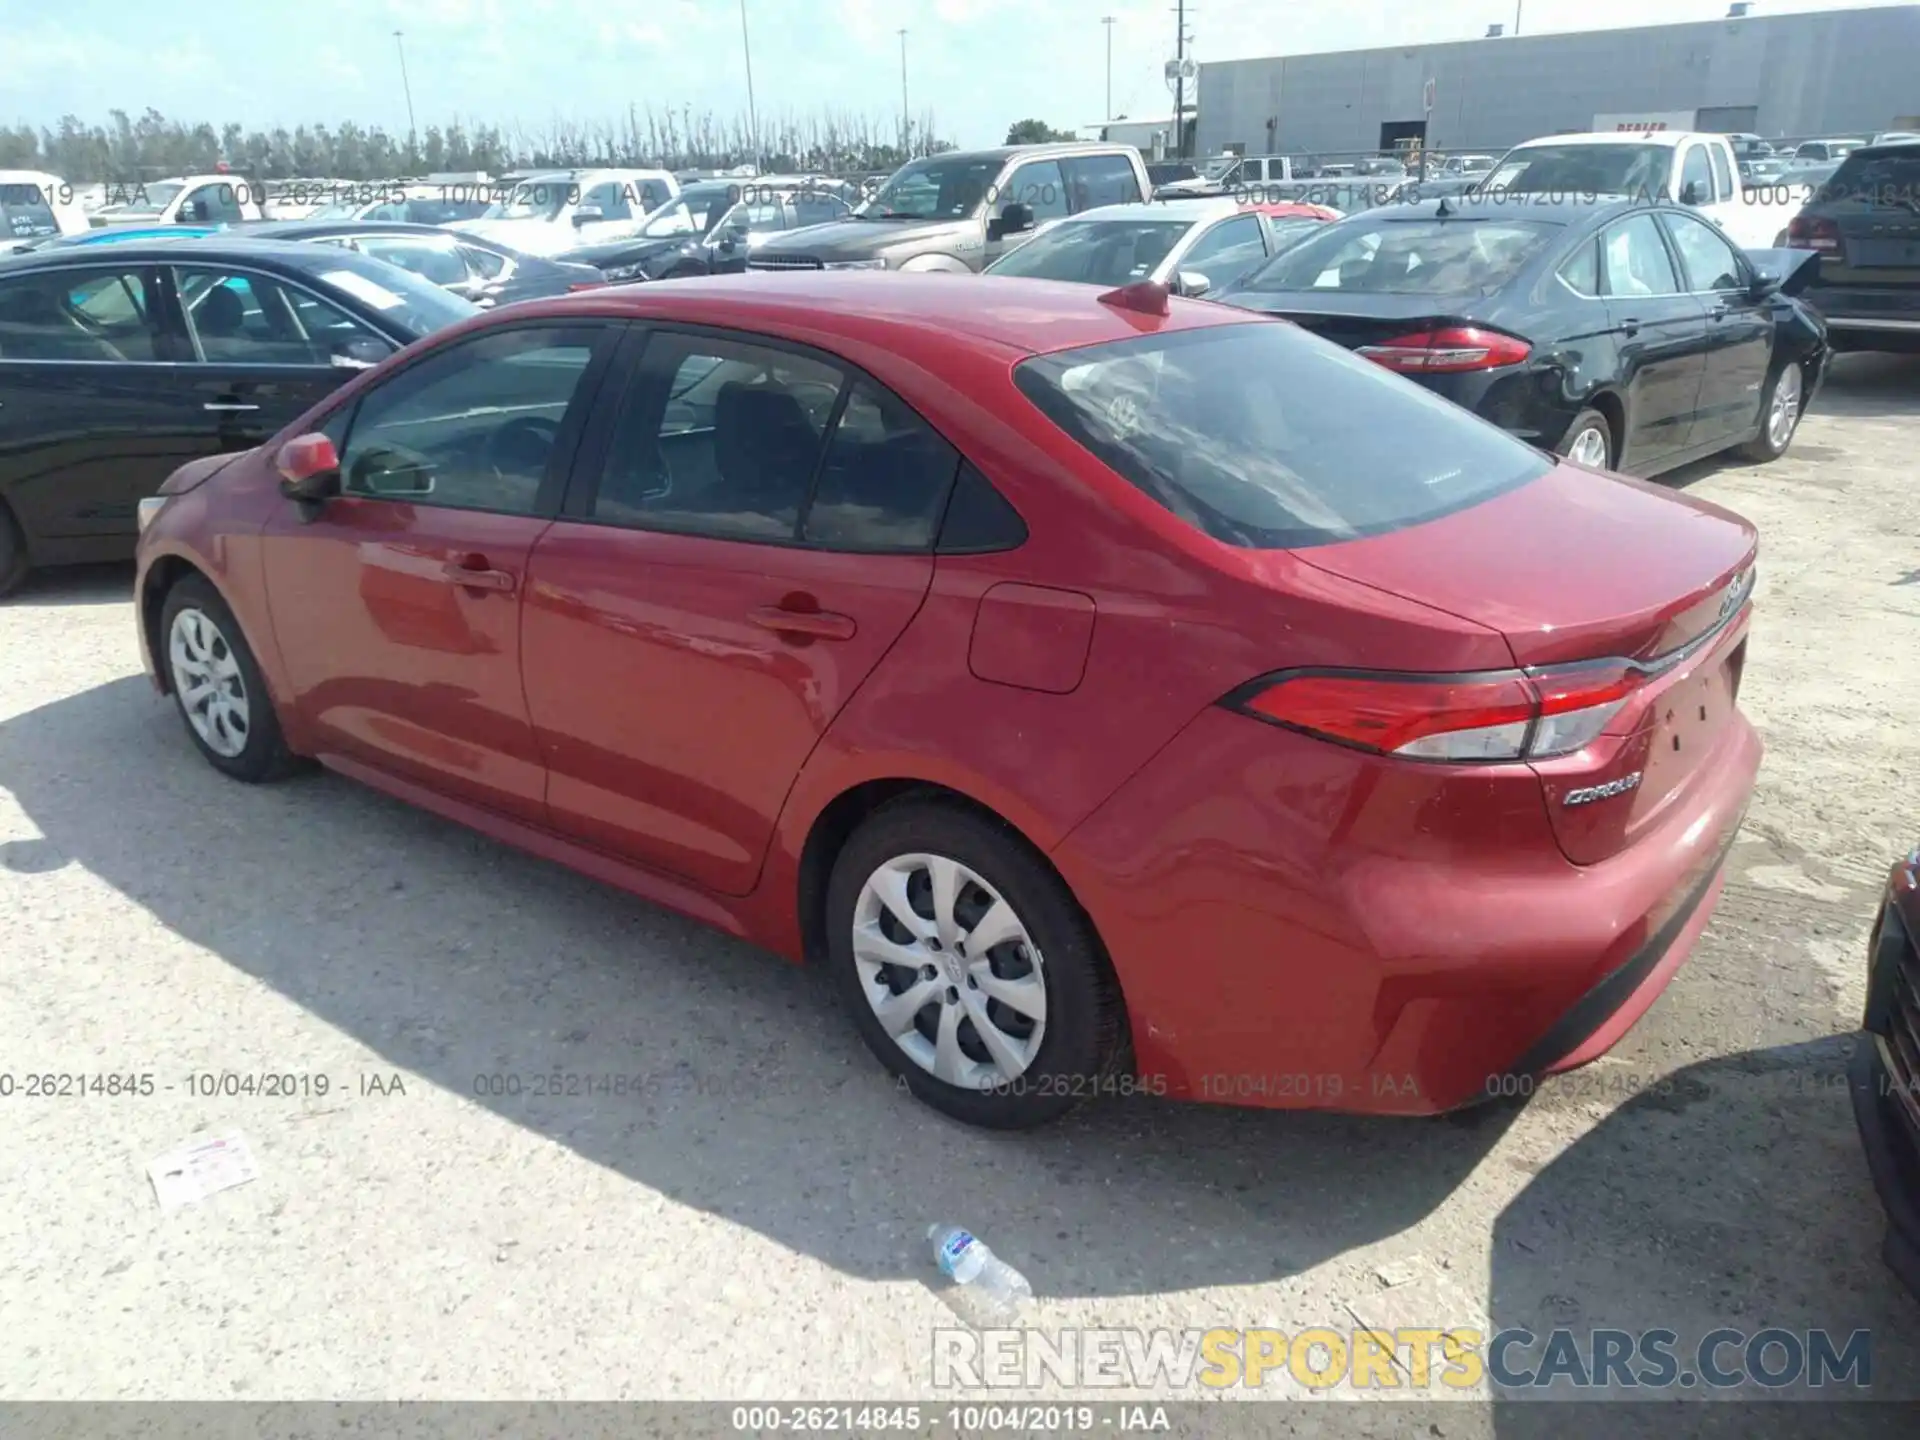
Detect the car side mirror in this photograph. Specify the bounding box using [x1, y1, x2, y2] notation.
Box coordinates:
[1679, 181, 1704, 206]
[184, 203, 210, 223]
[1174, 270, 1212, 298]
[572, 205, 605, 226]
[330, 335, 392, 370]
[276, 433, 340, 503]
[990, 201, 1035, 240]
[1748, 269, 1782, 299]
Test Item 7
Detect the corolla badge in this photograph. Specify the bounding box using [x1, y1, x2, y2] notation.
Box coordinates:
[1563, 773, 1643, 807]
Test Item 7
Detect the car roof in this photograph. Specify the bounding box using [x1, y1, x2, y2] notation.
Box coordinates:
[0, 235, 356, 271]
[506, 271, 1259, 359]
[244, 219, 464, 241]
[1511, 132, 1700, 150]
[918, 143, 1135, 165]
[1070, 198, 1240, 223]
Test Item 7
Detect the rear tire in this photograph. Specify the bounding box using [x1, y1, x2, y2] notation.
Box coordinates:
[1557, 408, 1615, 470]
[0, 504, 27, 597]
[159, 574, 303, 783]
[1735, 360, 1805, 462]
[826, 797, 1122, 1130]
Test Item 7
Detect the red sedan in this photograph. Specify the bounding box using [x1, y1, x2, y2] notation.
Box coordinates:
[134, 272, 1761, 1129]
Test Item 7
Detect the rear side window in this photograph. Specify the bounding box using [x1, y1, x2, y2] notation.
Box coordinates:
[801, 379, 958, 551]
[1240, 218, 1558, 297]
[1013, 323, 1551, 550]
[1558, 236, 1600, 296]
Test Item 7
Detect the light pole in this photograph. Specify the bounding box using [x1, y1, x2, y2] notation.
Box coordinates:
[393, 30, 417, 155]
[1102, 16, 1116, 123]
[739, 0, 760, 172]
[898, 29, 910, 156]
[1513, 1, 1523, 35]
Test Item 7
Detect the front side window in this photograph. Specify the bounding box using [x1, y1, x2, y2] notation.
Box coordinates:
[1014, 323, 1551, 549]
[862, 157, 1004, 220]
[1598, 214, 1679, 296]
[1679, 145, 1714, 204]
[173, 267, 392, 366]
[182, 183, 245, 224]
[591, 334, 843, 542]
[339, 326, 601, 513]
[1661, 211, 1747, 292]
[1180, 215, 1266, 283]
[1001, 160, 1069, 222]
[582, 182, 634, 222]
[0, 267, 166, 361]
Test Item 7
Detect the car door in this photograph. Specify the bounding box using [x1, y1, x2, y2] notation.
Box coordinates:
[986, 158, 1071, 265]
[258, 322, 618, 821]
[1172, 213, 1268, 289]
[0, 260, 200, 552]
[1658, 208, 1772, 449]
[521, 325, 959, 896]
[164, 262, 398, 459]
[1597, 212, 1709, 471]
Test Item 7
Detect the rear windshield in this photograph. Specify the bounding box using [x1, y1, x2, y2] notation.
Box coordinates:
[1236, 217, 1558, 296]
[0, 183, 59, 240]
[1013, 322, 1551, 549]
[1818, 150, 1920, 208]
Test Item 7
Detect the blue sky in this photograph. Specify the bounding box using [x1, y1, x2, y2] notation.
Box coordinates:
[3, 0, 1903, 149]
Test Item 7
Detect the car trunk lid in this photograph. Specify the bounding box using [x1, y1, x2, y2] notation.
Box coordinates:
[1297, 463, 1758, 863]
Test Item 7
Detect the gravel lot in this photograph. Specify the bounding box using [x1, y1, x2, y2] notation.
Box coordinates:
[2, 355, 1917, 1425]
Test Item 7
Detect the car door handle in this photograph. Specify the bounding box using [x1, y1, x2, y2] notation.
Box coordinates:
[1707, 303, 1730, 320]
[1618, 317, 1642, 336]
[441, 557, 516, 592]
[203, 401, 261, 412]
[748, 604, 857, 640]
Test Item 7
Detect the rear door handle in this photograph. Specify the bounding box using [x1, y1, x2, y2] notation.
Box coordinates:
[1618, 316, 1642, 336]
[441, 557, 516, 592]
[749, 605, 857, 640]
[203, 401, 261, 412]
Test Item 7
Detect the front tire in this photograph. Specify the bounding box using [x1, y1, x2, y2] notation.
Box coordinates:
[826, 798, 1122, 1129]
[160, 574, 302, 783]
[1735, 360, 1805, 462]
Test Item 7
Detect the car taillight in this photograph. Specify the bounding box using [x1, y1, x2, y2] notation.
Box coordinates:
[1227, 663, 1645, 762]
[1785, 213, 1841, 253]
[1353, 327, 1532, 373]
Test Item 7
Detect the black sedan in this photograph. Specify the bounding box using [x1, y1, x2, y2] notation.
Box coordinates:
[230, 220, 607, 308]
[1215, 195, 1831, 477]
[1852, 842, 1920, 1301]
[557, 178, 855, 282]
[0, 237, 475, 591]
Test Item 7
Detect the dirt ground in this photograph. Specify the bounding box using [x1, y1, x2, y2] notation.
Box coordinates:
[0, 354, 1916, 1432]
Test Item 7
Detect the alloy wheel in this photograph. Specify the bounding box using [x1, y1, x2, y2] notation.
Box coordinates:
[1567, 424, 1610, 468]
[852, 853, 1048, 1089]
[168, 607, 251, 758]
[1768, 365, 1803, 450]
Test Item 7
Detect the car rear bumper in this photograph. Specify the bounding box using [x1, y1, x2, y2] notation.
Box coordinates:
[1054, 702, 1761, 1114]
[1850, 890, 1920, 1301]
[1804, 285, 1920, 336]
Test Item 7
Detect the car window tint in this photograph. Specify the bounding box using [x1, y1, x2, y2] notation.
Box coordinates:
[1599, 214, 1680, 296]
[1180, 215, 1266, 283]
[1014, 322, 1551, 549]
[1662, 211, 1746, 292]
[174, 267, 392, 366]
[739, 200, 786, 232]
[1243, 218, 1556, 296]
[356, 238, 468, 288]
[1709, 145, 1734, 201]
[339, 327, 597, 513]
[457, 243, 507, 279]
[1002, 160, 1070, 221]
[792, 194, 852, 227]
[592, 334, 841, 542]
[802, 379, 959, 551]
[1558, 236, 1600, 296]
[1063, 153, 1142, 209]
[0, 267, 165, 361]
[1680, 145, 1714, 202]
[986, 219, 1189, 284]
[936, 462, 1028, 553]
[1, 181, 60, 239]
[183, 183, 245, 224]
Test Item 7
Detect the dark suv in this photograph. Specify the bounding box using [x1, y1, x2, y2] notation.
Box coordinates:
[1783, 140, 1920, 351]
[745, 143, 1150, 274]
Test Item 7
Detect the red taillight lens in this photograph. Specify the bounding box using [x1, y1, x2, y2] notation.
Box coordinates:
[1354, 326, 1532, 373]
[1785, 213, 1840, 253]
[1232, 664, 1646, 762]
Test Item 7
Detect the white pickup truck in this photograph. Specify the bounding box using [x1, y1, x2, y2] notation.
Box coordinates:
[1483, 132, 1789, 251]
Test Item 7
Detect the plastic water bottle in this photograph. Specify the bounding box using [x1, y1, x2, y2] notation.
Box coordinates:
[928, 1223, 1032, 1317]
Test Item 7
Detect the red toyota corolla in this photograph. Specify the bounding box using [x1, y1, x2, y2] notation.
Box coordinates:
[133, 272, 1760, 1129]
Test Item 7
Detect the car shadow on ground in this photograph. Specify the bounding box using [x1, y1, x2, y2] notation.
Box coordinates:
[0, 674, 1522, 1301]
[0, 561, 134, 608]
[1486, 1036, 1920, 1433]
[1807, 352, 1920, 422]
